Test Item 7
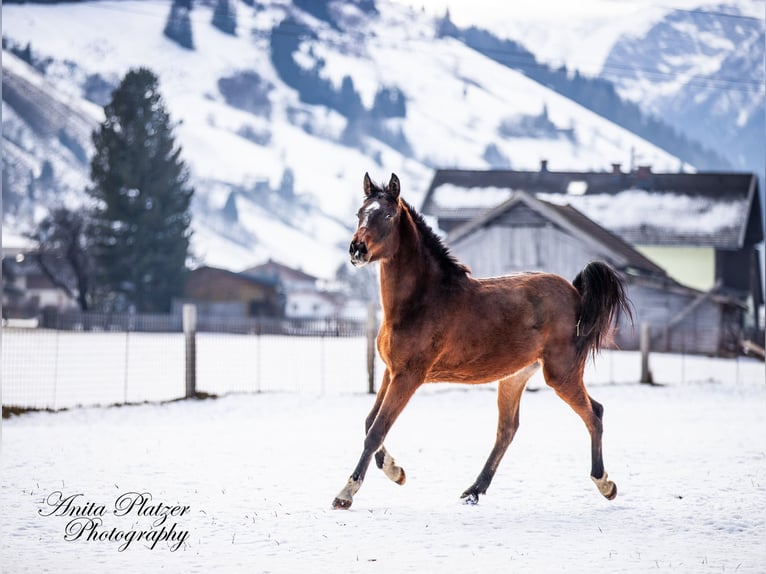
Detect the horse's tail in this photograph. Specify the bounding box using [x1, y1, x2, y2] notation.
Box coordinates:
[572, 261, 633, 362]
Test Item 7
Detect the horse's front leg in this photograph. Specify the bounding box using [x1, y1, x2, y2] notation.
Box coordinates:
[461, 362, 540, 504]
[366, 370, 406, 485]
[333, 372, 421, 509]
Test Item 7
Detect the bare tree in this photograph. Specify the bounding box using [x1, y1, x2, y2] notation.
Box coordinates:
[28, 208, 93, 311]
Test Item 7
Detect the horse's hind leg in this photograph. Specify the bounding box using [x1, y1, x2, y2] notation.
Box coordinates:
[461, 362, 541, 505]
[543, 357, 617, 500]
[365, 370, 406, 485]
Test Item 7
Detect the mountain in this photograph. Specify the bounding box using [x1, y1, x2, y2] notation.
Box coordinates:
[435, 11, 732, 171]
[602, 3, 765, 176]
[2, 0, 696, 279]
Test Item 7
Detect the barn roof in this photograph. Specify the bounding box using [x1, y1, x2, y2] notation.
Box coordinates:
[422, 168, 763, 249]
[448, 191, 667, 277]
[189, 265, 280, 288]
[243, 258, 318, 284]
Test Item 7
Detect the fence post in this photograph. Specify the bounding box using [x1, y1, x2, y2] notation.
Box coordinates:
[183, 304, 197, 399]
[366, 302, 377, 394]
[640, 321, 653, 384]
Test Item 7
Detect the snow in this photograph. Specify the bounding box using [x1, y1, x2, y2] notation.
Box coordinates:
[2, 0, 695, 279]
[538, 190, 748, 235]
[428, 185, 749, 238]
[390, 0, 764, 75]
[2, 334, 765, 572]
[432, 185, 513, 209]
[0, 229, 35, 252]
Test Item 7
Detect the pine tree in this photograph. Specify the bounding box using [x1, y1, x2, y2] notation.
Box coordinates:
[222, 190, 239, 222]
[164, 0, 195, 50]
[88, 68, 194, 312]
[212, 0, 237, 36]
[277, 167, 295, 200]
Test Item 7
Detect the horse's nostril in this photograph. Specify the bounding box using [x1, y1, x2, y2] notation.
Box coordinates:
[349, 240, 368, 258]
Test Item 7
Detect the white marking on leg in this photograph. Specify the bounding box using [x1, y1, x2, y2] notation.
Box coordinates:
[333, 477, 361, 508]
[512, 361, 541, 381]
[591, 472, 617, 499]
[381, 448, 406, 485]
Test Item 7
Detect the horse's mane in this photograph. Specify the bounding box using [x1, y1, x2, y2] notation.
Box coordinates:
[401, 199, 471, 278]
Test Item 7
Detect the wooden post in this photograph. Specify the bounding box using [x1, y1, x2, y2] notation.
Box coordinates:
[183, 304, 197, 399]
[640, 321, 653, 384]
[366, 302, 377, 394]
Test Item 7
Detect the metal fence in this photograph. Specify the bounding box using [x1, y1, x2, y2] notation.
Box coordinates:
[38, 308, 368, 336]
[2, 309, 762, 414]
[2, 308, 380, 412]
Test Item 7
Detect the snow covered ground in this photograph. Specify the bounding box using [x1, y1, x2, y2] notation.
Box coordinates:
[1, 350, 765, 573]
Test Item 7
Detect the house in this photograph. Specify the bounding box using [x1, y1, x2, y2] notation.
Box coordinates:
[243, 259, 323, 319]
[445, 190, 749, 356]
[179, 260, 365, 323]
[422, 164, 764, 341]
[2, 248, 79, 320]
[448, 190, 666, 281]
[179, 265, 283, 319]
[244, 259, 347, 319]
[243, 258, 318, 294]
[282, 289, 338, 319]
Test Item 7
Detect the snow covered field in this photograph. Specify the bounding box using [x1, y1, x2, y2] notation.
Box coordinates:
[1, 350, 764, 573]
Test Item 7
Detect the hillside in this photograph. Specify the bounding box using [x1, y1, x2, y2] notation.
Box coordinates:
[603, 4, 765, 175]
[2, 0, 690, 278]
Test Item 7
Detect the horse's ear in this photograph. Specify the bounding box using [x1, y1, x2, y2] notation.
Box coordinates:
[388, 173, 400, 200]
[363, 172, 374, 197]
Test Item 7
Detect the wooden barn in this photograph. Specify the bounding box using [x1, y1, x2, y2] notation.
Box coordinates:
[422, 164, 763, 354]
[444, 189, 749, 356]
[179, 266, 284, 318]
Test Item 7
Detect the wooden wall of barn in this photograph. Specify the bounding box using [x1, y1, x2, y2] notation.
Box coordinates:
[614, 282, 741, 356]
[451, 221, 612, 281]
[448, 207, 740, 357]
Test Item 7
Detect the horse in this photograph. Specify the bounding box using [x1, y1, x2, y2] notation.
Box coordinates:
[332, 172, 632, 510]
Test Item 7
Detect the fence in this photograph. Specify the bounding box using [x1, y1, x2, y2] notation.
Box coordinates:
[2, 307, 382, 412]
[2, 309, 763, 413]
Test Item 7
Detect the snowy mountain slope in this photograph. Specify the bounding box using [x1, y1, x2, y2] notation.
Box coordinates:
[2, 52, 102, 225]
[602, 3, 765, 174]
[396, 0, 763, 78]
[2, 0, 687, 278]
[396, 0, 764, 175]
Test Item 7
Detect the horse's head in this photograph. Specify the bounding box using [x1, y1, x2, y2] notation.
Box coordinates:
[349, 173, 402, 267]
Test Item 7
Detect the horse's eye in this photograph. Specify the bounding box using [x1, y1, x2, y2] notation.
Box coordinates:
[385, 214, 393, 220]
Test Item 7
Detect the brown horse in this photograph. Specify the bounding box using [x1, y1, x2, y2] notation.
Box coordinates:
[333, 173, 632, 509]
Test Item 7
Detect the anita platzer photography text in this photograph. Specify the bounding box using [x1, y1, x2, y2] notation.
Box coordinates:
[37, 491, 191, 552]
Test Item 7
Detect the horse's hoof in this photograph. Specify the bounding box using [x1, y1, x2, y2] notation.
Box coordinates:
[592, 473, 617, 500]
[461, 492, 479, 505]
[381, 450, 406, 485]
[332, 497, 352, 510]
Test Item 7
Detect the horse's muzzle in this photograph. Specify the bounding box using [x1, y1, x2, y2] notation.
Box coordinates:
[349, 239, 368, 267]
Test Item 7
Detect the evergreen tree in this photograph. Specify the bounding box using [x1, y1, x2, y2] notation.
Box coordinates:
[88, 68, 194, 312]
[339, 75, 363, 119]
[371, 86, 406, 118]
[278, 168, 295, 200]
[164, 0, 195, 50]
[212, 0, 237, 36]
[222, 190, 239, 222]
